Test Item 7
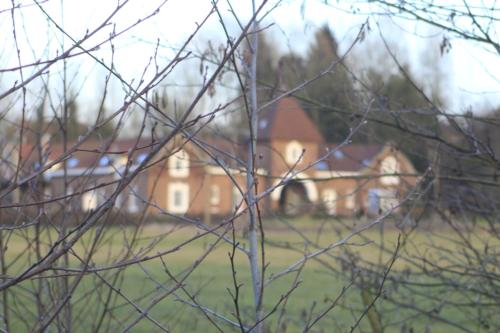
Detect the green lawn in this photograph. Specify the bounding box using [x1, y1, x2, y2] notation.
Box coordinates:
[2, 216, 498, 332]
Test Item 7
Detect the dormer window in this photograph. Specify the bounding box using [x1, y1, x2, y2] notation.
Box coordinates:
[168, 149, 189, 177]
[315, 161, 328, 170]
[136, 153, 147, 164]
[285, 141, 303, 165]
[259, 119, 268, 129]
[334, 150, 344, 159]
[99, 156, 111, 166]
[67, 157, 79, 168]
[380, 156, 400, 185]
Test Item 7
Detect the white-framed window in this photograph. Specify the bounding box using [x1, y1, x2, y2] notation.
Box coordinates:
[43, 186, 52, 200]
[167, 183, 190, 214]
[82, 188, 106, 211]
[115, 192, 123, 209]
[380, 190, 399, 212]
[322, 189, 337, 215]
[128, 185, 140, 213]
[380, 156, 400, 185]
[168, 149, 190, 178]
[232, 186, 244, 213]
[345, 192, 355, 210]
[82, 190, 98, 211]
[210, 184, 220, 205]
[67, 185, 75, 210]
[285, 140, 304, 165]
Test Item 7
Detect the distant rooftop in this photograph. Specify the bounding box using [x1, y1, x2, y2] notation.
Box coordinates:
[319, 144, 383, 172]
[258, 97, 324, 143]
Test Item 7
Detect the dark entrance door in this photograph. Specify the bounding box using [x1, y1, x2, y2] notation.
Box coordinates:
[279, 181, 310, 216]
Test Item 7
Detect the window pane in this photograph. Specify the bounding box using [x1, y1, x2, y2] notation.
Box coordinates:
[173, 191, 180, 206]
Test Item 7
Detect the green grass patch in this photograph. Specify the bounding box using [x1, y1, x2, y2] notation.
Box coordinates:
[1, 217, 498, 332]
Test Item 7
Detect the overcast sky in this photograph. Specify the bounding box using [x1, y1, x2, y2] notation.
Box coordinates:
[1, 0, 498, 118]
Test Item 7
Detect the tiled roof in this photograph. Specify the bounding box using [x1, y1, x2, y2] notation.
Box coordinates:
[201, 135, 247, 165]
[318, 143, 383, 171]
[11, 120, 385, 176]
[18, 138, 157, 173]
[258, 97, 324, 143]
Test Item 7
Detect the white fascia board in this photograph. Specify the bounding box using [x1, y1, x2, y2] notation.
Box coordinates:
[44, 166, 115, 179]
[314, 170, 360, 179]
[206, 165, 268, 176]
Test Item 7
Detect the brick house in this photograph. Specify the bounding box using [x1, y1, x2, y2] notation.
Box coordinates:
[1, 139, 153, 216]
[3, 96, 418, 219]
[253, 96, 418, 216]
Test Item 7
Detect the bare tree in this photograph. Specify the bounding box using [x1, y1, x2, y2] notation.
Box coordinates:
[0, 1, 498, 333]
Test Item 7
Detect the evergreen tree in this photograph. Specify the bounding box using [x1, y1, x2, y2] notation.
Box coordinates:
[241, 25, 360, 142]
[300, 26, 358, 141]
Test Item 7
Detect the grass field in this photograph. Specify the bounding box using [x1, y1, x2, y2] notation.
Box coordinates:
[3, 216, 499, 332]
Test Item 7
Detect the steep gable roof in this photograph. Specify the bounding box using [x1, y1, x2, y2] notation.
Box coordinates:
[258, 97, 324, 143]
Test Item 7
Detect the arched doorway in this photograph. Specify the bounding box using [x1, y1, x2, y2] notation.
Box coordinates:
[279, 180, 311, 216]
[271, 172, 318, 216]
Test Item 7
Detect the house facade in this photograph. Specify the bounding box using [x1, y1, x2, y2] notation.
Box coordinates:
[1, 97, 418, 220]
